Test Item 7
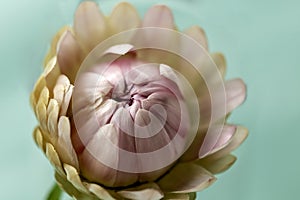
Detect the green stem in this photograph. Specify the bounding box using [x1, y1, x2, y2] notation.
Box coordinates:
[46, 183, 62, 200]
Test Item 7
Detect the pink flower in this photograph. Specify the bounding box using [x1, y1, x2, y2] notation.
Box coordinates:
[31, 2, 247, 199]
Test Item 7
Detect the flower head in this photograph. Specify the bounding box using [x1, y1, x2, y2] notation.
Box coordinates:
[31, 2, 247, 199]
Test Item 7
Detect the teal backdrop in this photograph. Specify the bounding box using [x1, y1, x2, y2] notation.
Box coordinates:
[0, 0, 299, 199]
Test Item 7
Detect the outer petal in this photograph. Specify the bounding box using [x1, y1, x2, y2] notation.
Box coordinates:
[199, 125, 237, 158]
[57, 30, 84, 82]
[183, 26, 208, 50]
[142, 5, 174, 29]
[225, 79, 247, 114]
[117, 183, 164, 200]
[109, 2, 140, 34]
[197, 154, 237, 174]
[207, 126, 248, 160]
[74, 1, 108, 51]
[211, 52, 226, 78]
[158, 162, 216, 193]
[44, 26, 69, 67]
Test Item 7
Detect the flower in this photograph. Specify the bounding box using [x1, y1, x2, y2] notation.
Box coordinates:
[31, 1, 248, 200]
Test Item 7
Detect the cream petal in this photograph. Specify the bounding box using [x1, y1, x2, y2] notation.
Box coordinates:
[36, 98, 47, 132]
[225, 79, 247, 113]
[53, 75, 70, 108]
[57, 30, 83, 82]
[57, 116, 79, 169]
[183, 26, 208, 50]
[158, 162, 216, 193]
[33, 127, 44, 151]
[197, 154, 237, 174]
[47, 99, 59, 137]
[45, 143, 63, 174]
[199, 125, 236, 158]
[74, 1, 108, 51]
[30, 76, 46, 109]
[142, 5, 174, 29]
[38, 86, 49, 107]
[109, 2, 140, 34]
[64, 164, 88, 193]
[86, 183, 118, 200]
[54, 172, 95, 200]
[211, 53, 226, 78]
[60, 84, 73, 116]
[44, 56, 61, 92]
[117, 183, 163, 200]
[208, 126, 248, 160]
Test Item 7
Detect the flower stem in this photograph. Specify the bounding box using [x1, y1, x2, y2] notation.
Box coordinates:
[46, 183, 62, 200]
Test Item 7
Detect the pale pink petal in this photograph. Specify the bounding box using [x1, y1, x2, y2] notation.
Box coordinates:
[57, 30, 83, 82]
[158, 162, 216, 193]
[199, 125, 237, 158]
[207, 126, 248, 160]
[225, 79, 247, 113]
[142, 5, 174, 29]
[79, 124, 138, 187]
[184, 26, 208, 50]
[74, 1, 108, 51]
[109, 2, 140, 33]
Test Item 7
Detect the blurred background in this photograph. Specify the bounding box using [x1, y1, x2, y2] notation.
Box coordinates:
[0, 0, 299, 199]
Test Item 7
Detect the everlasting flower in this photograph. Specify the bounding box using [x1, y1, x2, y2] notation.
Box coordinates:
[31, 2, 248, 200]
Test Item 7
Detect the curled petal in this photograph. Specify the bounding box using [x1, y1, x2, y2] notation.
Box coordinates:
[109, 2, 140, 33]
[117, 183, 164, 200]
[158, 162, 216, 193]
[74, 1, 108, 51]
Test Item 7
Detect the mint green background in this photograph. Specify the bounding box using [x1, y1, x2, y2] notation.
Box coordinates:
[0, 0, 299, 199]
